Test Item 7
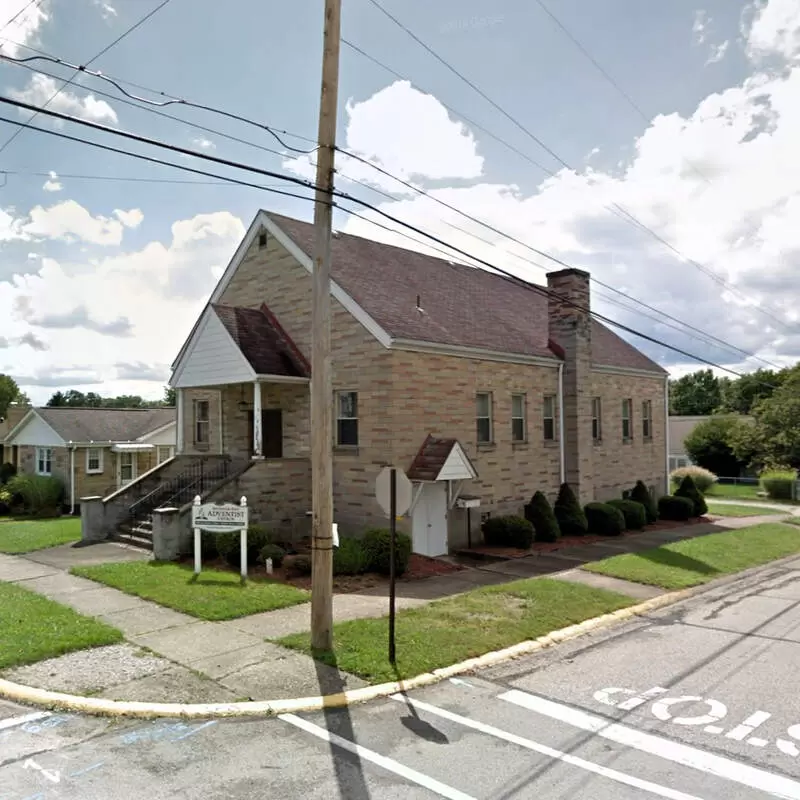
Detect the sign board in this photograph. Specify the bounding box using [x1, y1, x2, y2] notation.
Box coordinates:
[375, 466, 413, 518]
[192, 501, 248, 533]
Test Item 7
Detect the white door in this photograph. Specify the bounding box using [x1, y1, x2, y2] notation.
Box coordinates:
[412, 483, 449, 557]
[118, 452, 137, 487]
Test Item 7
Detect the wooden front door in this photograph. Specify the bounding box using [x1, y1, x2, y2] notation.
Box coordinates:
[247, 409, 283, 458]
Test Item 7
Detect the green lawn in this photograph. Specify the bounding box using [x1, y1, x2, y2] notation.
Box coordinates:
[584, 523, 800, 590]
[278, 578, 635, 684]
[706, 502, 783, 518]
[0, 580, 122, 670]
[72, 561, 310, 621]
[0, 517, 81, 553]
[705, 483, 761, 500]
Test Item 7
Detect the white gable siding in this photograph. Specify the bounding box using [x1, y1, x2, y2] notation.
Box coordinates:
[173, 310, 255, 388]
[438, 444, 477, 481]
[139, 422, 177, 446]
[8, 413, 64, 447]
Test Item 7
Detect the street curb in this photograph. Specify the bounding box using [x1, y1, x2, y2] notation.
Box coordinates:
[0, 587, 696, 720]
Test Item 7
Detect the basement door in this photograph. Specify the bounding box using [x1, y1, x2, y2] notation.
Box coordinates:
[411, 482, 448, 557]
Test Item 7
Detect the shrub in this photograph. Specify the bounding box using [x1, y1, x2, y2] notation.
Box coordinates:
[260, 543, 287, 569]
[670, 465, 717, 494]
[524, 491, 561, 543]
[362, 528, 412, 576]
[674, 474, 708, 516]
[658, 495, 694, 521]
[0, 462, 16, 484]
[554, 483, 588, 537]
[333, 537, 368, 575]
[630, 480, 658, 523]
[607, 499, 646, 530]
[584, 502, 625, 536]
[284, 553, 312, 577]
[481, 515, 535, 549]
[6, 474, 64, 517]
[760, 469, 797, 501]
[200, 531, 220, 560]
[218, 524, 273, 569]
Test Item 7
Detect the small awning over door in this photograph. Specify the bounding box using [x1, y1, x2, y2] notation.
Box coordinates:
[407, 434, 478, 482]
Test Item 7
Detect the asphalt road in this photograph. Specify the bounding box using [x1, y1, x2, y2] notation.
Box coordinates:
[5, 556, 800, 799]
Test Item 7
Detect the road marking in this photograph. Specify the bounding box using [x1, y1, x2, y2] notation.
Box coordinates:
[704, 726, 724, 734]
[23, 759, 60, 783]
[726, 711, 772, 741]
[68, 762, 105, 778]
[651, 696, 728, 726]
[279, 713, 476, 800]
[501, 690, 800, 800]
[0, 712, 51, 732]
[390, 695, 703, 800]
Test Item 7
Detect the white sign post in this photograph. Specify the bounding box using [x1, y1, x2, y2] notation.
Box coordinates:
[191, 495, 249, 582]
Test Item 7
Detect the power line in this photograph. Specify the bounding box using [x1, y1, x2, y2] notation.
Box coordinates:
[360, 0, 792, 332]
[0, 102, 779, 387]
[1, 168, 292, 187]
[0, 0, 172, 156]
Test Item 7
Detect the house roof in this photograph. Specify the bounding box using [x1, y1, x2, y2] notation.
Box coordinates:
[211, 304, 309, 378]
[407, 434, 478, 482]
[32, 407, 176, 444]
[266, 212, 667, 374]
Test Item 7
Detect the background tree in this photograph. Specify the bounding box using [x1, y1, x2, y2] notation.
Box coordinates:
[162, 386, 176, 406]
[669, 369, 722, 416]
[719, 368, 783, 414]
[0, 375, 27, 419]
[683, 415, 750, 477]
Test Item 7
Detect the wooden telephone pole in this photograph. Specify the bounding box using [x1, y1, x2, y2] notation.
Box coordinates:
[310, 0, 341, 652]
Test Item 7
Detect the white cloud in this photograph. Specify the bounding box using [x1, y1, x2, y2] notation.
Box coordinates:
[92, 0, 117, 20]
[693, 9, 710, 44]
[745, 0, 800, 62]
[0, 0, 49, 57]
[42, 170, 62, 192]
[706, 40, 730, 64]
[285, 80, 484, 195]
[22, 200, 142, 246]
[8, 74, 118, 126]
[0, 208, 26, 241]
[191, 137, 216, 151]
[0, 211, 245, 402]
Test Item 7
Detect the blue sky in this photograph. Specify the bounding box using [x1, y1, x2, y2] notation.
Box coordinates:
[0, 0, 799, 403]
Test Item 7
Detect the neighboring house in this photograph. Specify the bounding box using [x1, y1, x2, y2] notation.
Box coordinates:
[96, 209, 669, 555]
[0, 402, 32, 469]
[668, 415, 753, 474]
[2, 407, 176, 511]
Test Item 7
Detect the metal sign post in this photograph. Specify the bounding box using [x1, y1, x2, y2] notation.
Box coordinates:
[389, 467, 397, 664]
[191, 495, 249, 582]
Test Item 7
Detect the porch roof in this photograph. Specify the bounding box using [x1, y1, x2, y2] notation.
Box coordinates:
[407, 434, 478, 482]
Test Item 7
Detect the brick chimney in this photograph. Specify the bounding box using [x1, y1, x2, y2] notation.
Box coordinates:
[547, 268, 594, 504]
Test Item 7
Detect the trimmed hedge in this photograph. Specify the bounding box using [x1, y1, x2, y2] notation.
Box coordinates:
[524, 491, 561, 543]
[362, 528, 412, 576]
[630, 480, 658, 523]
[760, 470, 796, 501]
[585, 502, 625, 536]
[218, 524, 273, 569]
[607, 498, 647, 530]
[658, 495, 694, 521]
[674, 474, 707, 516]
[482, 514, 535, 549]
[260, 543, 287, 569]
[333, 537, 368, 576]
[554, 483, 588, 537]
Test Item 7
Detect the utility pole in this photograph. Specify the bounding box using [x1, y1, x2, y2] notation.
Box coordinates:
[310, 0, 341, 652]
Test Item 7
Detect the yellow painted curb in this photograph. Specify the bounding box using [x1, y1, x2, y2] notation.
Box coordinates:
[0, 586, 695, 720]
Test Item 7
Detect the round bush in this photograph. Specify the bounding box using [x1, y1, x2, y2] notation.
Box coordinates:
[524, 491, 561, 543]
[481, 515, 534, 549]
[670, 465, 717, 493]
[0, 461, 17, 484]
[674, 475, 708, 516]
[284, 553, 312, 577]
[362, 528, 412, 576]
[584, 502, 625, 536]
[554, 483, 589, 537]
[607, 499, 646, 530]
[658, 495, 694, 521]
[260, 543, 287, 569]
[333, 537, 368, 575]
[219, 524, 273, 569]
[760, 470, 797, 500]
[630, 480, 658, 523]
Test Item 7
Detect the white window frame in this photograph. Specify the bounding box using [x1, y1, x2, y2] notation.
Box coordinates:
[592, 397, 602, 442]
[194, 399, 210, 444]
[642, 399, 653, 440]
[157, 445, 175, 464]
[86, 447, 103, 474]
[476, 392, 493, 444]
[118, 451, 136, 485]
[622, 398, 633, 441]
[36, 447, 53, 476]
[335, 390, 359, 447]
[543, 394, 556, 441]
[511, 393, 527, 443]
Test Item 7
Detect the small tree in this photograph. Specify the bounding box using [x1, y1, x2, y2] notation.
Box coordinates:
[683, 415, 751, 478]
[630, 480, 658, 524]
[674, 474, 707, 517]
[554, 483, 588, 537]
[524, 491, 561, 543]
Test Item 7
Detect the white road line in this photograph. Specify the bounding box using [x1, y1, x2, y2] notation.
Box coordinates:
[279, 713, 476, 800]
[0, 712, 51, 732]
[390, 695, 704, 800]
[500, 690, 800, 800]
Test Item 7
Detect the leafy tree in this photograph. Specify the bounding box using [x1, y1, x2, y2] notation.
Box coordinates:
[719, 369, 784, 415]
[669, 369, 721, 416]
[163, 387, 176, 406]
[0, 375, 26, 419]
[683, 415, 751, 477]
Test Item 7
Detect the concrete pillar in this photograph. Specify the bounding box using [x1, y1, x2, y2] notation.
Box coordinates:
[152, 507, 181, 561]
[252, 381, 263, 459]
[80, 496, 107, 543]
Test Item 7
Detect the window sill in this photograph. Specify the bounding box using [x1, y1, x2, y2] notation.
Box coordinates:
[86, 470, 103, 475]
[334, 445, 359, 455]
[194, 443, 210, 451]
[512, 441, 529, 449]
[593, 439, 603, 446]
[622, 438, 633, 444]
[476, 442, 496, 450]
[543, 440, 559, 447]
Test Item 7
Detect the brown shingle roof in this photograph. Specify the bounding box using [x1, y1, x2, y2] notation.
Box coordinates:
[407, 435, 474, 481]
[36, 407, 175, 443]
[212, 304, 309, 378]
[266, 212, 666, 374]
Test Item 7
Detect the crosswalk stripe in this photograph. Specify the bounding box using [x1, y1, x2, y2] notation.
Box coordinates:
[279, 713, 476, 800]
[390, 694, 704, 800]
[500, 690, 800, 800]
